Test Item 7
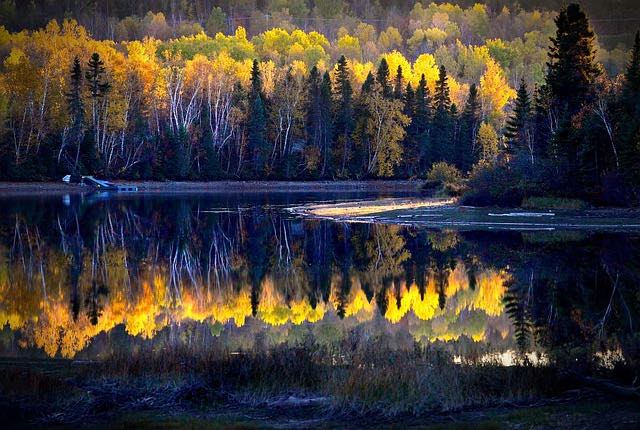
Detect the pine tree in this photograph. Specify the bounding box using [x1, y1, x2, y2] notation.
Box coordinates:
[504, 79, 533, 165]
[361, 71, 375, 94]
[248, 59, 267, 175]
[414, 74, 431, 136]
[66, 57, 84, 175]
[434, 66, 452, 113]
[546, 3, 600, 113]
[429, 66, 453, 168]
[402, 82, 419, 176]
[619, 31, 640, 190]
[351, 72, 375, 177]
[458, 84, 481, 172]
[376, 57, 392, 98]
[84, 53, 110, 174]
[319, 71, 334, 176]
[393, 65, 404, 100]
[624, 30, 640, 103]
[334, 55, 354, 176]
[626, 31, 640, 91]
[306, 65, 322, 162]
[545, 4, 601, 193]
[85, 53, 111, 101]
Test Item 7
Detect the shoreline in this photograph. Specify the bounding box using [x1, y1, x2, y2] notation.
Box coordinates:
[291, 197, 640, 231]
[0, 180, 424, 196]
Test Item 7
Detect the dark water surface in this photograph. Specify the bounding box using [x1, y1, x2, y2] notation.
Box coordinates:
[0, 192, 638, 374]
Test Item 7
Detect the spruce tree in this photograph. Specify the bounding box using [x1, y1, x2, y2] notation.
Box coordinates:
[626, 31, 640, 88]
[434, 66, 452, 113]
[361, 71, 375, 94]
[414, 74, 431, 136]
[429, 66, 453, 168]
[84, 53, 110, 174]
[376, 58, 392, 98]
[458, 84, 481, 172]
[393, 65, 404, 100]
[319, 71, 334, 176]
[248, 59, 267, 175]
[66, 57, 84, 174]
[86, 53, 111, 101]
[504, 79, 532, 164]
[334, 55, 354, 176]
[545, 3, 600, 193]
[352, 72, 375, 177]
[620, 31, 640, 190]
[402, 82, 419, 176]
[546, 3, 600, 112]
[306, 65, 322, 160]
[624, 30, 640, 102]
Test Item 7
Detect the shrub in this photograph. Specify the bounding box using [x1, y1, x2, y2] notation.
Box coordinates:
[424, 162, 465, 196]
[461, 161, 523, 206]
[522, 197, 589, 210]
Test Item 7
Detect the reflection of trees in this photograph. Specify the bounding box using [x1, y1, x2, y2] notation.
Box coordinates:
[500, 233, 640, 377]
[0, 196, 512, 358]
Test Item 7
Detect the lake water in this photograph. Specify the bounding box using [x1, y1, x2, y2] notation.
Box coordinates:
[0, 192, 638, 372]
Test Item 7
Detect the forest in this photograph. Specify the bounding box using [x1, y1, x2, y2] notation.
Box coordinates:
[0, 1, 640, 205]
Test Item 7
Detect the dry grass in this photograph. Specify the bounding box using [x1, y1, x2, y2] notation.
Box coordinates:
[298, 197, 456, 218]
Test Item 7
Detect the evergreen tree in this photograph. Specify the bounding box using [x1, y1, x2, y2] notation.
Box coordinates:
[361, 71, 375, 94]
[414, 74, 431, 136]
[86, 53, 111, 101]
[626, 31, 640, 94]
[319, 71, 334, 176]
[545, 3, 601, 193]
[402, 82, 419, 176]
[429, 66, 453, 168]
[376, 57, 392, 98]
[504, 79, 533, 165]
[434, 66, 452, 113]
[546, 3, 600, 113]
[351, 72, 375, 177]
[248, 59, 267, 175]
[334, 55, 354, 176]
[619, 31, 640, 191]
[166, 127, 190, 179]
[83, 52, 110, 174]
[306, 65, 322, 171]
[393, 65, 404, 99]
[66, 57, 84, 174]
[458, 83, 481, 172]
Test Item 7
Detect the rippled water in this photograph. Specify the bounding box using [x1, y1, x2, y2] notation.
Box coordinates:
[0, 192, 638, 371]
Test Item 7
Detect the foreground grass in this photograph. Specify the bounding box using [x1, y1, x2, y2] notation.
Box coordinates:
[0, 343, 560, 428]
[521, 197, 590, 210]
[2, 339, 637, 428]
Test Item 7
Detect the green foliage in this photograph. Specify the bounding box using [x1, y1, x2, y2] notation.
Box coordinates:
[205, 7, 227, 36]
[504, 79, 532, 162]
[425, 161, 464, 196]
[522, 197, 589, 210]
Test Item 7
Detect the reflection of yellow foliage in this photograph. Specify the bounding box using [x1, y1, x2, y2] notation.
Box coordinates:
[2, 239, 507, 358]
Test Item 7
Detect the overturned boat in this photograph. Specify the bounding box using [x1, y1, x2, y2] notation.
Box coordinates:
[62, 175, 138, 192]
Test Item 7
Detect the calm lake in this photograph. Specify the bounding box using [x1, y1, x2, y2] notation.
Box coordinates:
[1, 192, 637, 371]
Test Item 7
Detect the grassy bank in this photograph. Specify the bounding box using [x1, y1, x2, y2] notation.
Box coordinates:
[0, 339, 607, 429]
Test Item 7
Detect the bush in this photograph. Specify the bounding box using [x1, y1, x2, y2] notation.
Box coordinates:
[522, 197, 589, 210]
[423, 162, 465, 196]
[461, 161, 523, 206]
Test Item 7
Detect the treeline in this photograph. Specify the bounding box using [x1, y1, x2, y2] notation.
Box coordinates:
[2, 1, 639, 49]
[0, 4, 639, 205]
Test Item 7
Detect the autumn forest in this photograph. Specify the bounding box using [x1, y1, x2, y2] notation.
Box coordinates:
[0, 2, 639, 205]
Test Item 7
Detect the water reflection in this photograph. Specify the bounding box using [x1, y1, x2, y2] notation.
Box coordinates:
[0, 194, 638, 374]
